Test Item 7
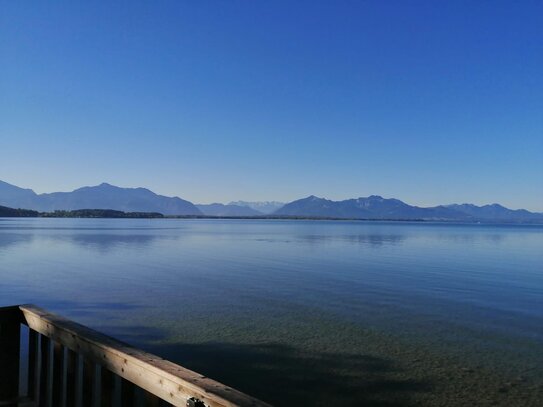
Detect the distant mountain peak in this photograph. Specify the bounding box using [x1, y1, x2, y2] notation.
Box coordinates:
[0, 180, 201, 215]
[487, 203, 505, 209]
[74, 182, 118, 192]
[0, 179, 35, 193]
[228, 200, 285, 214]
[196, 203, 263, 216]
[276, 195, 543, 222]
[446, 202, 542, 221]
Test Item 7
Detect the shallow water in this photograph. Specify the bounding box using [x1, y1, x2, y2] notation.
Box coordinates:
[1, 218, 542, 405]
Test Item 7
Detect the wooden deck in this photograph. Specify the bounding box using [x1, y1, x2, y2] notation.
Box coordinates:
[0, 305, 270, 407]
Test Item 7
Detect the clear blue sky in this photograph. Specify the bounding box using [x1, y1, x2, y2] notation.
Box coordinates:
[1, 1, 542, 210]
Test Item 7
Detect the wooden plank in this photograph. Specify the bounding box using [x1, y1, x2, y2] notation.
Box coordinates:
[100, 366, 115, 406]
[121, 379, 135, 407]
[10, 396, 38, 407]
[52, 342, 62, 405]
[158, 399, 173, 407]
[74, 353, 84, 407]
[111, 375, 122, 407]
[39, 336, 53, 407]
[19, 304, 269, 407]
[65, 349, 76, 406]
[59, 346, 68, 407]
[91, 363, 101, 407]
[0, 307, 20, 403]
[133, 387, 145, 407]
[30, 331, 41, 403]
[27, 330, 39, 401]
[83, 357, 94, 407]
[145, 390, 162, 407]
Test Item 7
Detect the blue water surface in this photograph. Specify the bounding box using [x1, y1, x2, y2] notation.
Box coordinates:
[1, 218, 542, 404]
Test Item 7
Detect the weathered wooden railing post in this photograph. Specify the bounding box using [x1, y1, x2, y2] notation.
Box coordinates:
[2, 304, 270, 407]
[0, 306, 21, 405]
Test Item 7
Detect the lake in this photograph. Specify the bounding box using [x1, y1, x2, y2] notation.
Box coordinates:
[1, 218, 542, 406]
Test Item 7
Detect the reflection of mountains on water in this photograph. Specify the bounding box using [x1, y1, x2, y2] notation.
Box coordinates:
[0, 226, 190, 232]
[49, 233, 181, 252]
[299, 234, 406, 247]
[0, 231, 179, 252]
[435, 233, 505, 244]
[0, 232, 34, 250]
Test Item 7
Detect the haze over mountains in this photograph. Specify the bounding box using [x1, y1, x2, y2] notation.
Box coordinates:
[0, 180, 201, 215]
[196, 203, 263, 217]
[228, 201, 285, 214]
[1, 180, 542, 222]
[275, 195, 464, 220]
[276, 195, 543, 222]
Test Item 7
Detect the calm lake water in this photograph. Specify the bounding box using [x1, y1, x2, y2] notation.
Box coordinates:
[1, 218, 542, 406]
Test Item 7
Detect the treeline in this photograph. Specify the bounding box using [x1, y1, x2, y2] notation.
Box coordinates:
[41, 209, 164, 218]
[0, 205, 164, 218]
[0, 205, 39, 217]
[0, 204, 424, 221]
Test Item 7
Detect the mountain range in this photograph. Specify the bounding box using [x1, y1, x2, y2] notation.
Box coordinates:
[275, 195, 464, 220]
[275, 195, 543, 222]
[0, 180, 201, 215]
[1, 180, 542, 222]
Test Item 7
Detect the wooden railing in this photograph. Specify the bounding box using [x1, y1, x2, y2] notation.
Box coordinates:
[0, 305, 270, 407]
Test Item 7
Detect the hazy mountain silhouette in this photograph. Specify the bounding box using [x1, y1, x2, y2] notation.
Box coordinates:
[229, 201, 285, 214]
[1, 180, 541, 222]
[196, 203, 263, 216]
[446, 203, 543, 222]
[274, 195, 465, 220]
[0, 181, 201, 215]
[0, 180, 39, 209]
[275, 195, 543, 222]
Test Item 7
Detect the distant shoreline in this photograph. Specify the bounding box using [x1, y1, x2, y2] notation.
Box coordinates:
[1, 207, 543, 224]
[0, 207, 426, 221]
